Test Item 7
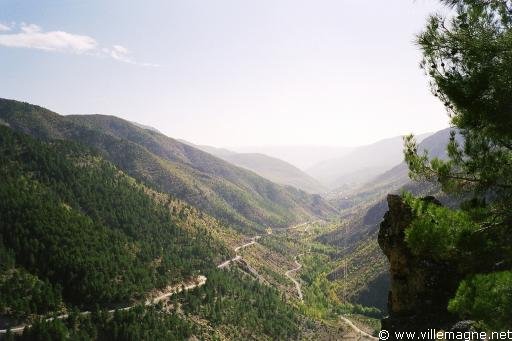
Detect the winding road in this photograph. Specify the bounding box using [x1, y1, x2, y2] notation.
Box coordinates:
[217, 235, 260, 269]
[339, 316, 378, 340]
[0, 275, 207, 335]
[145, 275, 207, 305]
[220, 222, 311, 301]
[3, 235, 264, 335]
[3, 236, 264, 335]
[285, 254, 304, 301]
[216, 229, 307, 301]
[1, 222, 378, 338]
[1, 232, 258, 335]
[220, 223, 377, 339]
[216, 255, 241, 269]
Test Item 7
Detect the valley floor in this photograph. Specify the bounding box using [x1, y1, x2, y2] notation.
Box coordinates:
[223, 220, 381, 339]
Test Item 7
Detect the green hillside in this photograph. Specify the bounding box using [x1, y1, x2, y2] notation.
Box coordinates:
[0, 125, 231, 317]
[0, 125, 324, 339]
[0, 98, 338, 233]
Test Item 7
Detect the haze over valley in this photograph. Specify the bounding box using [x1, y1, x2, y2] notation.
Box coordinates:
[0, 97, 451, 338]
[1, 0, 510, 339]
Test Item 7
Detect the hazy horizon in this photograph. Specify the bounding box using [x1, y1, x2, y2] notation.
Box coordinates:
[1, 0, 449, 148]
[185, 129, 438, 149]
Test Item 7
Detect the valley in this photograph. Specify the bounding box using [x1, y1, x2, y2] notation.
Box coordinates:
[0, 189, 378, 339]
[2, 0, 511, 337]
[227, 220, 383, 336]
[215, 220, 383, 338]
[0, 98, 448, 339]
[1, 93, 506, 338]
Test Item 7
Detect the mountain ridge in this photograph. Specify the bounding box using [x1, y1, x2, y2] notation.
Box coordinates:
[0, 98, 338, 233]
[222, 152, 326, 194]
[307, 133, 434, 190]
[181, 139, 327, 193]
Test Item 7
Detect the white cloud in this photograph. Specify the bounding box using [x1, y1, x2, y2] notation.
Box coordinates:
[0, 23, 11, 32]
[107, 44, 133, 63]
[0, 23, 97, 53]
[0, 23, 157, 66]
[103, 44, 160, 67]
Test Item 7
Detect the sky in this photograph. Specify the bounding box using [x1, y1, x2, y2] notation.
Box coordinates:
[0, 0, 450, 148]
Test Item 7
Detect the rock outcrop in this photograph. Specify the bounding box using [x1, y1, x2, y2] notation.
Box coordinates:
[378, 194, 461, 334]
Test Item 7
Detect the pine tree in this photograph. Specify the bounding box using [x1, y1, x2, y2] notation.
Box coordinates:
[404, 0, 512, 329]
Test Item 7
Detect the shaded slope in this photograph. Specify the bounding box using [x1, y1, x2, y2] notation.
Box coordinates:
[320, 128, 457, 311]
[0, 98, 337, 232]
[0, 125, 230, 315]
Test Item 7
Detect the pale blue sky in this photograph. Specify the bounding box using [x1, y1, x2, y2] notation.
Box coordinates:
[0, 0, 449, 147]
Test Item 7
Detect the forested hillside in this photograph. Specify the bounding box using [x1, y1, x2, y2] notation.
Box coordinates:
[7, 270, 304, 340]
[0, 125, 329, 340]
[0, 99, 337, 233]
[0, 125, 230, 319]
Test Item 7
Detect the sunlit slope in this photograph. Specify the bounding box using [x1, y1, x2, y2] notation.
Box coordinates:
[0, 98, 338, 232]
[0, 125, 230, 313]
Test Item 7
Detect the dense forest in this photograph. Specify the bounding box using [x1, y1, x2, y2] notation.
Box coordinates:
[178, 269, 300, 339]
[5, 270, 303, 340]
[5, 306, 199, 341]
[0, 126, 229, 318]
[0, 125, 311, 339]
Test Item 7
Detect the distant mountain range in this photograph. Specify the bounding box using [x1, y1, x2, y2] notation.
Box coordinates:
[189, 133, 440, 195]
[216, 133, 434, 193]
[306, 133, 432, 191]
[350, 129, 454, 194]
[223, 153, 326, 194]
[233, 145, 354, 170]
[180, 140, 326, 194]
[0, 98, 338, 233]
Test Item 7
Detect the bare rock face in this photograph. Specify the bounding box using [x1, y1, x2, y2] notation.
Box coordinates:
[378, 194, 460, 334]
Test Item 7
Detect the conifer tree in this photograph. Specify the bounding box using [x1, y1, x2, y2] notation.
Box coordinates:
[404, 0, 512, 328]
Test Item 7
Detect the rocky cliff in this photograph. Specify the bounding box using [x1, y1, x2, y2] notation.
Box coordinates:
[378, 194, 461, 334]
